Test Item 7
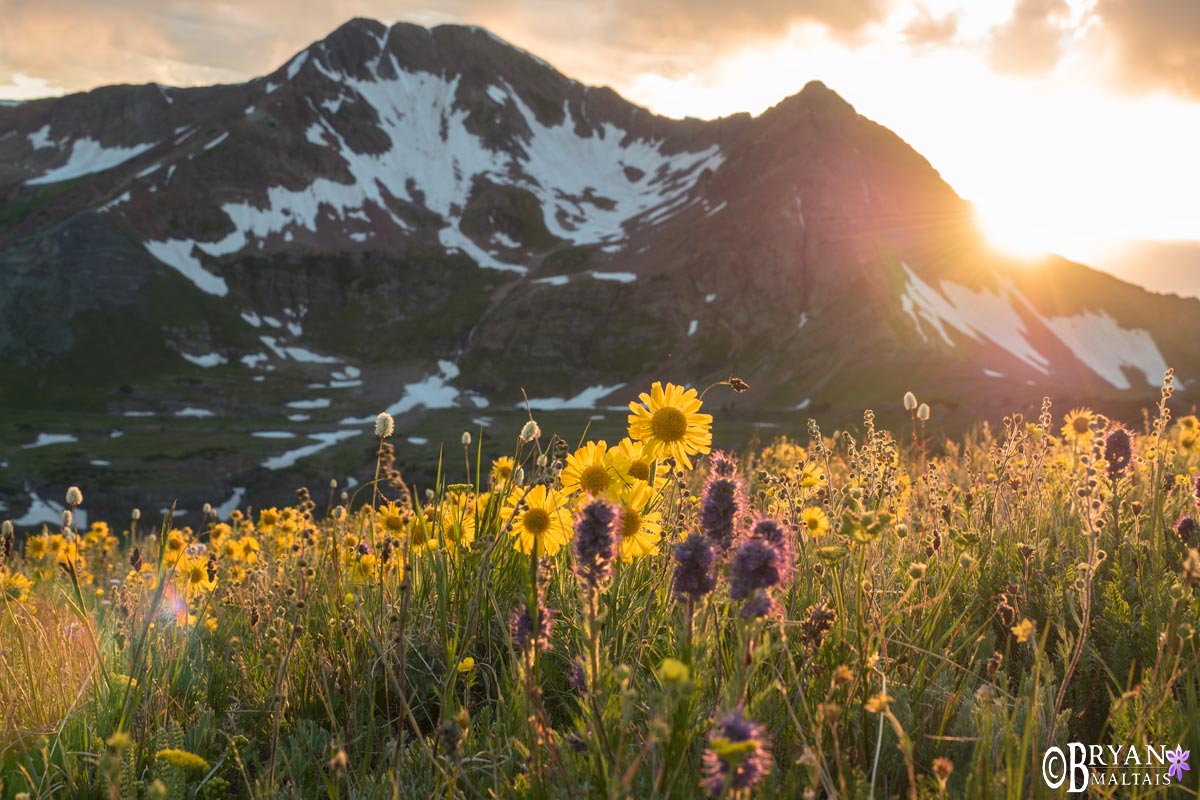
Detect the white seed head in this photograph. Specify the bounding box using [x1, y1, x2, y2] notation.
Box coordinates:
[2, 520, 12, 537]
[330, 478, 338, 490]
[917, 403, 931, 421]
[513, 467, 525, 486]
[131, 508, 141, 521]
[536, 453, 548, 468]
[903, 391, 918, 411]
[203, 503, 213, 516]
[341, 491, 350, 503]
[374, 412, 395, 438]
[519, 420, 541, 442]
[61, 509, 73, 527]
[461, 431, 472, 447]
[65, 486, 83, 506]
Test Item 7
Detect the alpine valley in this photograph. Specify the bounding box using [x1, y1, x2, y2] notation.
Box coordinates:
[2, 19, 1198, 524]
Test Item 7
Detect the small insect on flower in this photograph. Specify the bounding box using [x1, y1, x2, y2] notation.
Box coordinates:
[374, 412, 394, 438]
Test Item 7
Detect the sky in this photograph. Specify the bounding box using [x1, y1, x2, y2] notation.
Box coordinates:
[2, 0, 1199, 280]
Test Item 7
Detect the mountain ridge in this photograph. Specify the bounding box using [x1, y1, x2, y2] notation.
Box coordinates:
[1, 18, 1196, 524]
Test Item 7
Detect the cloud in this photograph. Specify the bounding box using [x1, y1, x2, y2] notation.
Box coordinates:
[0, 0, 892, 97]
[1092, 0, 1200, 99]
[902, 6, 960, 48]
[987, 0, 1071, 76]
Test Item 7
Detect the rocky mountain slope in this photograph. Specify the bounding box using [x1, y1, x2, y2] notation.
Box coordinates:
[2, 18, 1197, 524]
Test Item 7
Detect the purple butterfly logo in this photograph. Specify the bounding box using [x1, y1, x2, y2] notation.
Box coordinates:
[1166, 746, 1190, 782]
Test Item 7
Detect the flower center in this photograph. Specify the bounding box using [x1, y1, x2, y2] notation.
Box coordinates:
[807, 517, 821, 532]
[523, 508, 551, 536]
[1072, 417, 1090, 435]
[627, 461, 650, 481]
[580, 465, 610, 495]
[650, 407, 688, 443]
[385, 513, 405, 532]
[621, 508, 642, 539]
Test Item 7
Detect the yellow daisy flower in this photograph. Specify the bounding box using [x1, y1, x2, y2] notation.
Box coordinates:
[502, 485, 569, 555]
[2, 569, 32, 602]
[257, 507, 281, 534]
[25, 533, 50, 561]
[1061, 408, 1095, 443]
[612, 437, 659, 487]
[491, 456, 515, 485]
[561, 441, 619, 498]
[627, 382, 713, 470]
[616, 480, 663, 560]
[800, 506, 830, 537]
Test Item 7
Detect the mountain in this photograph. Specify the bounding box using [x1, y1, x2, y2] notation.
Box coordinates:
[3, 18, 1199, 525]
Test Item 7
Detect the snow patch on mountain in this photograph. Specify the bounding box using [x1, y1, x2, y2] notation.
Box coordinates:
[524, 384, 625, 410]
[900, 263, 1175, 389]
[141, 57, 721, 276]
[900, 263, 1050, 372]
[27, 137, 156, 186]
[144, 239, 229, 296]
[1043, 311, 1176, 390]
[27, 125, 53, 149]
[181, 352, 228, 368]
[262, 430, 358, 471]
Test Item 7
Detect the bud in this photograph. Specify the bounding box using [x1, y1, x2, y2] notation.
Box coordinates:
[903, 391, 918, 411]
[520, 419, 541, 442]
[908, 562, 927, 581]
[513, 467, 525, 485]
[461, 431, 472, 447]
[536, 453, 548, 468]
[66, 486, 83, 506]
[917, 403, 931, 421]
[203, 502, 213, 516]
[374, 412, 395, 438]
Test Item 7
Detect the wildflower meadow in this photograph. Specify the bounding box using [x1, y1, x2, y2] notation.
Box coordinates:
[2, 375, 1199, 799]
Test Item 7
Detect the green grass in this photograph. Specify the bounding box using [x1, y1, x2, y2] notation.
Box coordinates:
[1, 379, 1198, 799]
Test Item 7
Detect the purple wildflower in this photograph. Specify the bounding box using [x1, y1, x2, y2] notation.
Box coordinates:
[572, 499, 619, 592]
[739, 590, 780, 620]
[1177, 515, 1196, 546]
[672, 534, 717, 602]
[728, 537, 793, 601]
[749, 516, 795, 566]
[701, 452, 745, 551]
[511, 597, 554, 653]
[701, 709, 773, 796]
[1104, 427, 1133, 479]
